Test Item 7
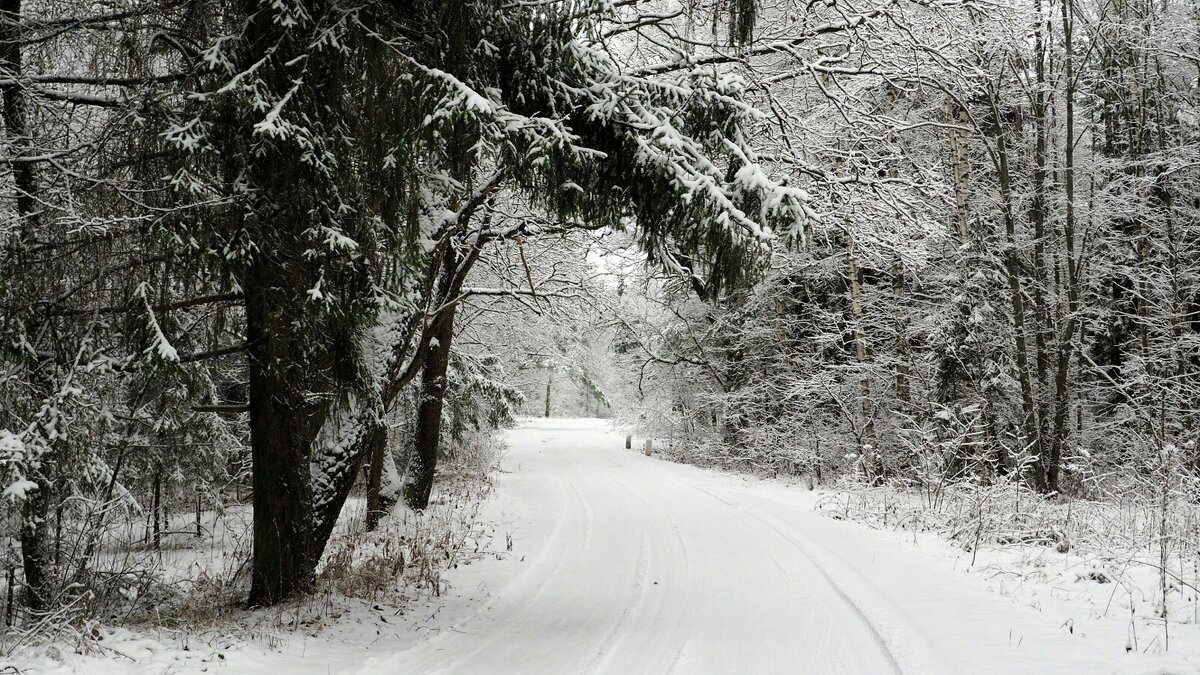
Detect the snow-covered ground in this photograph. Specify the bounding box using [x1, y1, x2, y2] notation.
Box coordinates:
[12, 417, 1200, 673]
[359, 418, 1199, 674]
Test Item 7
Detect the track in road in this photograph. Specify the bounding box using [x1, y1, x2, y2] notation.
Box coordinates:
[362, 418, 1125, 675]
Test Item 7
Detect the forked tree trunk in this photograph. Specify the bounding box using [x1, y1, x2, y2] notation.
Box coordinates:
[404, 249, 462, 510]
[991, 103, 1046, 492]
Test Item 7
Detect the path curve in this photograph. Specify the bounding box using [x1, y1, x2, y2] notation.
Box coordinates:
[359, 418, 1126, 675]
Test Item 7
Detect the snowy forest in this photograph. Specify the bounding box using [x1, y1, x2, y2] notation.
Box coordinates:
[3, 0, 1200, 672]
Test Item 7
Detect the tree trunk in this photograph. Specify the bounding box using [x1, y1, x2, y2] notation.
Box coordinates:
[3, 0, 53, 612]
[881, 85, 910, 404]
[18, 478, 51, 612]
[54, 502, 62, 568]
[892, 258, 910, 403]
[991, 101, 1046, 492]
[946, 96, 972, 246]
[0, 0, 36, 224]
[1049, 0, 1081, 494]
[152, 466, 162, 551]
[5, 566, 14, 626]
[1030, 0, 1054, 487]
[245, 255, 319, 606]
[846, 228, 881, 484]
[544, 374, 552, 418]
[403, 250, 462, 510]
[365, 424, 396, 531]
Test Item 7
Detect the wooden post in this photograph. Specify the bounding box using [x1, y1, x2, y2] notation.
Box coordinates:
[625, 434, 632, 449]
[643, 440, 652, 457]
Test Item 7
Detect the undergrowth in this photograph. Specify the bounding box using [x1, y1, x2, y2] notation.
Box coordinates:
[819, 473, 1200, 647]
[0, 435, 504, 663]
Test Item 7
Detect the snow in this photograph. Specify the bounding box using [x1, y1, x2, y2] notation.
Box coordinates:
[16, 419, 1200, 673]
[355, 418, 1193, 674]
[136, 283, 179, 362]
[0, 429, 23, 457]
[3, 478, 36, 500]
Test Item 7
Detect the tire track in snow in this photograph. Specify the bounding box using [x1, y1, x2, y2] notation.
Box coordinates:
[385, 459, 589, 674]
[371, 421, 925, 674]
[655, 470, 946, 675]
[659, 471, 902, 674]
[590, 447, 899, 674]
[583, 467, 696, 674]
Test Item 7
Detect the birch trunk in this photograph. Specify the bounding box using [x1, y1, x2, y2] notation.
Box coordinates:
[946, 96, 972, 246]
[846, 229, 881, 484]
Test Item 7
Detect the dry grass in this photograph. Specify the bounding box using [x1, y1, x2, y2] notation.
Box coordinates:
[820, 473, 1200, 633]
[0, 434, 505, 663]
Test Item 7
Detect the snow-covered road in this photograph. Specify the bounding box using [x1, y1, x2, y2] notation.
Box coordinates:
[362, 418, 1138, 674]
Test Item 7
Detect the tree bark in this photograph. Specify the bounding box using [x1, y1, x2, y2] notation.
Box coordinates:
[883, 86, 910, 404]
[2, 0, 54, 612]
[18, 477, 51, 612]
[1, 0, 37, 224]
[403, 249, 462, 510]
[1049, 0, 1081, 494]
[846, 227, 881, 484]
[152, 465, 162, 551]
[245, 254, 320, 606]
[946, 96, 972, 246]
[1030, 0, 1054, 488]
[892, 259, 909, 403]
[364, 423, 395, 531]
[991, 97, 1046, 492]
